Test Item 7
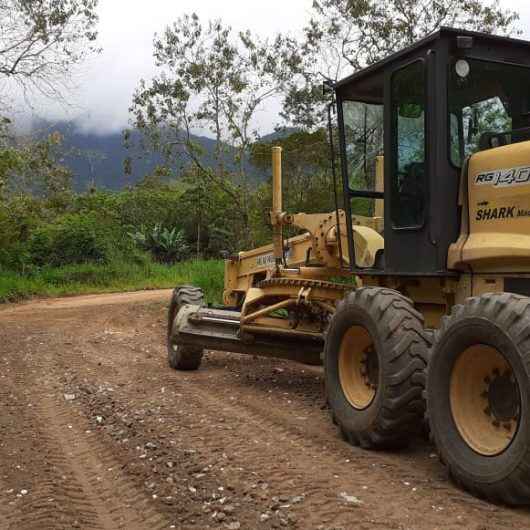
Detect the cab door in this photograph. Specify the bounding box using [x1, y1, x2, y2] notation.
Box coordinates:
[383, 57, 438, 274]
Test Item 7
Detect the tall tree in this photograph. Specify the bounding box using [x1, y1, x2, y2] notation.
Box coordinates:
[250, 129, 334, 213]
[0, 0, 100, 107]
[2, 129, 73, 198]
[130, 13, 291, 248]
[0, 117, 21, 196]
[282, 0, 520, 129]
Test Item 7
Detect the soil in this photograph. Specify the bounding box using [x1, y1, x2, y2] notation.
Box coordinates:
[0, 291, 529, 530]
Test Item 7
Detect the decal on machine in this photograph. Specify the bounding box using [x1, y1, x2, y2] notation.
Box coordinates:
[476, 205, 530, 221]
[476, 206, 515, 221]
[256, 248, 292, 267]
[475, 165, 530, 187]
[256, 253, 275, 266]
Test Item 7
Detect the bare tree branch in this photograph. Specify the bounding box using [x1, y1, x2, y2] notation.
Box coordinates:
[0, 0, 100, 107]
[281, 0, 520, 129]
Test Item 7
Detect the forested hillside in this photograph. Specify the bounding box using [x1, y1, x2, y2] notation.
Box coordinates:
[32, 120, 283, 190]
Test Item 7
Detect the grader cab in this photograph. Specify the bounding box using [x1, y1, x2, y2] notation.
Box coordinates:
[168, 28, 530, 505]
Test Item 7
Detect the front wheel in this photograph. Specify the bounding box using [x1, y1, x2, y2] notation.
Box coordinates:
[167, 285, 204, 370]
[325, 287, 430, 449]
[428, 293, 530, 505]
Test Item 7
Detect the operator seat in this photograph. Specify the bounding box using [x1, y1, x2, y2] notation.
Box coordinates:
[479, 132, 508, 150]
[398, 162, 425, 227]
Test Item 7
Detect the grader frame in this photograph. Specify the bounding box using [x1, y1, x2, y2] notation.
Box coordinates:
[168, 27, 530, 506]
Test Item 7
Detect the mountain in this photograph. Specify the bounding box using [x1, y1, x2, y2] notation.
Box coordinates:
[31, 120, 296, 192]
[32, 120, 235, 191]
[259, 127, 298, 142]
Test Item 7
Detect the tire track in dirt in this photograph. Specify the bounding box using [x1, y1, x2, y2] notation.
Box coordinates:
[223, 377, 521, 524]
[105, 351, 444, 529]
[122, 343, 525, 530]
[3, 294, 530, 529]
[82, 324, 527, 530]
[0, 352, 101, 529]
[0, 332, 172, 530]
[156, 370, 496, 530]
[37, 338, 176, 530]
[152, 372, 364, 528]
[36, 393, 170, 530]
[76, 309, 530, 528]
[18, 324, 180, 528]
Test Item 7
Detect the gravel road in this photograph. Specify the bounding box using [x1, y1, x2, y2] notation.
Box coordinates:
[0, 291, 529, 530]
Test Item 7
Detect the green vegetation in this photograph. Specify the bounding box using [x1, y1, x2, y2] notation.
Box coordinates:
[0, 120, 341, 305]
[0, 259, 224, 304]
[0, 186, 230, 303]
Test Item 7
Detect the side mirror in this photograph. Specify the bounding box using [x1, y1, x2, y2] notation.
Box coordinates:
[322, 79, 335, 96]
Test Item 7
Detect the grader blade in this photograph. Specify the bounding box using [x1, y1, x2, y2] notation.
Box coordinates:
[173, 305, 323, 365]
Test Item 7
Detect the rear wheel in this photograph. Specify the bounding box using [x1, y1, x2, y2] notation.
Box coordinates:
[324, 287, 430, 449]
[167, 285, 204, 370]
[428, 293, 530, 505]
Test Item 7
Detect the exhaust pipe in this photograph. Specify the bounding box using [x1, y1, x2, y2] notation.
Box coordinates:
[271, 146, 283, 268]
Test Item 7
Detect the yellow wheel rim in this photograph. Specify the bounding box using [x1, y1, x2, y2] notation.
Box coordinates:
[450, 345, 520, 456]
[338, 326, 378, 410]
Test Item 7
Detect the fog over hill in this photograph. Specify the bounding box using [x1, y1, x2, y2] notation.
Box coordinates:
[31, 120, 294, 191]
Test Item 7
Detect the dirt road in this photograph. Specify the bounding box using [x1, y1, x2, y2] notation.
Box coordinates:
[0, 291, 529, 530]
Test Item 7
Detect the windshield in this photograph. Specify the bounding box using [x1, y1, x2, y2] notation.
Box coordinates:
[342, 100, 384, 192]
[341, 100, 384, 215]
[448, 59, 530, 166]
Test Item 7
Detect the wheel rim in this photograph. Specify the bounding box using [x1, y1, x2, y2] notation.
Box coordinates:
[450, 344, 521, 456]
[338, 326, 379, 410]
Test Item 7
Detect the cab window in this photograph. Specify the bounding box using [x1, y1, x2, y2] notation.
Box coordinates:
[391, 60, 426, 229]
[448, 59, 530, 166]
[341, 100, 384, 215]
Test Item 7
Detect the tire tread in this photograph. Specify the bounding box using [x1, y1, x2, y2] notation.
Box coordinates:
[167, 285, 204, 371]
[428, 292, 530, 505]
[327, 286, 430, 449]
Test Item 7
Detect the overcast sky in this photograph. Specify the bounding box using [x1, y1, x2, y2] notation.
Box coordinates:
[23, 0, 530, 136]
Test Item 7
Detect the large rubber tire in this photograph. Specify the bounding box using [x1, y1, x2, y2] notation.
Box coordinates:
[324, 287, 430, 449]
[427, 293, 530, 505]
[167, 285, 204, 371]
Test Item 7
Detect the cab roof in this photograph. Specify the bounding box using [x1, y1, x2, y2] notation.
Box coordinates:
[335, 27, 530, 102]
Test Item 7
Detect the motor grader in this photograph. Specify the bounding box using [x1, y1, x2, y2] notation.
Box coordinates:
[167, 28, 530, 505]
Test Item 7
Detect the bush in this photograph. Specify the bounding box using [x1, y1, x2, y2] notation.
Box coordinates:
[129, 224, 189, 263]
[114, 188, 186, 229]
[0, 195, 44, 270]
[28, 212, 136, 267]
[0, 259, 225, 304]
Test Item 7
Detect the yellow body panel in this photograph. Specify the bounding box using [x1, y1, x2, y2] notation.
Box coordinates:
[451, 141, 530, 273]
[223, 213, 383, 305]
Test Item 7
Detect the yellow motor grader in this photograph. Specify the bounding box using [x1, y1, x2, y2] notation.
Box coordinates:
[167, 28, 530, 505]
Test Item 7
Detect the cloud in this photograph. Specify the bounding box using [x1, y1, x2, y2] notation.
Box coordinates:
[10, 0, 310, 136]
[8, 0, 530, 136]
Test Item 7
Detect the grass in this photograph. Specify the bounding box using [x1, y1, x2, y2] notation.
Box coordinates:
[0, 259, 225, 305]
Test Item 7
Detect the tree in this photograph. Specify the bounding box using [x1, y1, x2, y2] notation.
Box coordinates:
[130, 13, 291, 248]
[0, 0, 100, 107]
[250, 129, 334, 213]
[82, 148, 106, 190]
[0, 117, 20, 196]
[3, 130, 73, 197]
[282, 0, 520, 129]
